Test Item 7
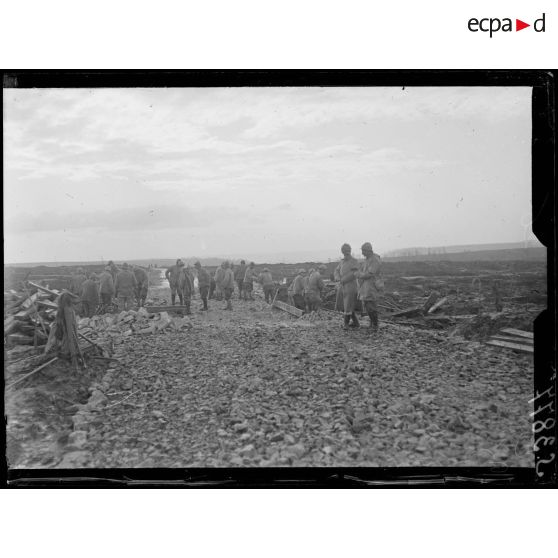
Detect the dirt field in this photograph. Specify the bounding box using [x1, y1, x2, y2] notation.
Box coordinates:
[5, 259, 542, 468]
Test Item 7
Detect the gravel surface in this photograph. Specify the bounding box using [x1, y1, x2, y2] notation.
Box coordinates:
[81, 294, 534, 468]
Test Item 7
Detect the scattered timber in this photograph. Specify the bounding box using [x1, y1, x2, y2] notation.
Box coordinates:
[500, 328, 533, 340]
[272, 299, 304, 318]
[27, 281, 60, 298]
[427, 296, 448, 314]
[78, 332, 107, 353]
[6, 357, 59, 389]
[485, 339, 534, 354]
[389, 306, 424, 318]
[491, 334, 533, 345]
[422, 292, 439, 314]
[37, 300, 59, 310]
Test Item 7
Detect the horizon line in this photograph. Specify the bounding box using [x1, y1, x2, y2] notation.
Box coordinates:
[3, 239, 544, 267]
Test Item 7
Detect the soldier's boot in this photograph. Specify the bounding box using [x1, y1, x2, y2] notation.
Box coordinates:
[178, 294, 184, 306]
[171, 294, 176, 306]
[368, 311, 379, 333]
[350, 312, 360, 328]
[185, 300, 191, 315]
[226, 299, 233, 311]
[343, 314, 351, 330]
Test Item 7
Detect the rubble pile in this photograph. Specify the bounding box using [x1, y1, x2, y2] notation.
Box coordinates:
[4, 284, 59, 347]
[77, 308, 193, 343]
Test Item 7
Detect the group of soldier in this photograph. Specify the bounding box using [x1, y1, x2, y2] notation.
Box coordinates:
[163, 259, 279, 313]
[161, 241, 382, 333]
[67, 240, 383, 333]
[69, 261, 149, 317]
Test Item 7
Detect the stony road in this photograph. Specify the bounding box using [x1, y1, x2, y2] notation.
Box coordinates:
[77, 296, 534, 468]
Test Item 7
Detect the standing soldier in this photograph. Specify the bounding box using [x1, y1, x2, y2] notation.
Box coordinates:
[214, 263, 226, 301]
[165, 259, 185, 306]
[107, 260, 120, 283]
[334, 243, 360, 329]
[80, 272, 100, 318]
[115, 262, 137, 312]
[70, 267, 87, 297]
[221, 261, 235, 310]
[259, 267, 275, 303]
[179, 264, 194, 314]
[356, 242, 382, 333]
[235, 259, 247, 299]
[289, 268, 307, 311]
[99, 265, 115, 311]
[243, 262, 257, 301]
[133, 265, 149, 307]
[306, 265, 326, 312]
[194, 261, 210, 311]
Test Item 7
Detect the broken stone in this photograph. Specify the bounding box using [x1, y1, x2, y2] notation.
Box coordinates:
[56, 450, 91, 468]
[67, 430, 87, 450]
[239, 444, 255, 457]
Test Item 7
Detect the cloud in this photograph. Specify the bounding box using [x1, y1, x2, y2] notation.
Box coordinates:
[6, 204, 253, 234]
[3, 86, 533, 263]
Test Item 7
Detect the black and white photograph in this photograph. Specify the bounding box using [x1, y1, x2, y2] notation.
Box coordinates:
[3, 80, 547, 473]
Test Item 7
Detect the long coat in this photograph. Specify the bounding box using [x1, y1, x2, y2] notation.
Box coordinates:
[179, 269, 194, 296]
[165, 265, 183, 288]
[221, 269, 235, 290]
[115, 269, 137, 298]
[81, 279, 99, 304]
[196, 267, 210, 288]
[99, 271, 115, 296]
[334, 256, 359, 314]
[357, 253, 382, 301]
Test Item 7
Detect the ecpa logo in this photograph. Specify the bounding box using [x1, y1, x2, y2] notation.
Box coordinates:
[468, 13, 546, 37]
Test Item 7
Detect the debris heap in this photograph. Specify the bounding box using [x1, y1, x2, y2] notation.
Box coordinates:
[77, 308, 193, 344]
[4, 282, 59, 347]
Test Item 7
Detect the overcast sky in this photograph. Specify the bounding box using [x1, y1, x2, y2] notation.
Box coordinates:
[3, 86, 535, 263]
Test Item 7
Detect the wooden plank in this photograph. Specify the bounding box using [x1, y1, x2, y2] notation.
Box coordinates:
[500, 327, 533, 340]
[14, 305, 38, 320]
[422, 292, 439, 314]
[4, 315, 17, 335]
[7, 333, 34, 345]
[486, 339, 534, 354]
[389, 306, 423, 318]
[6, 357, 59, 389]
[491, 334, 533, 345]
[20, 293, 38, 309]
[5, 292, 31, 311]
[427, 296, 448, 314]
[27, 281, 60, 298]
[272, 299, 304, 317]
[37, 299, 58, 309]
[145, 305, 189, 313]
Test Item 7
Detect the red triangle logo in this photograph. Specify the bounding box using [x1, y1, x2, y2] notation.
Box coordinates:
[516, 19, 530, 31]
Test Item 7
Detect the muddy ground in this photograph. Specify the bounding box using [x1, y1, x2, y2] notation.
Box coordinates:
[5, 264, 541, 468]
